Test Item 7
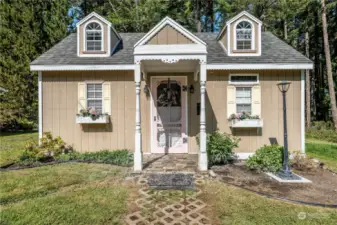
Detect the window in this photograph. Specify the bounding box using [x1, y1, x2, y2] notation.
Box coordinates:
[87, 83, 103, 113]
[229, 74, 259, 85]
[236, 21, 252, 50]
[236, 87, 252, 114]
[86, 22, 102, 51]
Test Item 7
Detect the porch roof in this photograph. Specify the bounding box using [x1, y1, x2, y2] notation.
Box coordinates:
[31, 32, 312, 66]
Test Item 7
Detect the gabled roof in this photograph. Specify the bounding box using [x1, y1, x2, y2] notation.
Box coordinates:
[217, 11, 262, 40]
[76, 12, 111, 27]
[134, 16, 206, 47]
[30, 32, 312, 67]
[226, 11, 262, 25]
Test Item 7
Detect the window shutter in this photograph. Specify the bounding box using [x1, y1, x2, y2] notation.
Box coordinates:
[252, 85, 261, 116]
[227, 85, 236, 117]
[102, 82, 111, 115]
[78, 82, 87, 113]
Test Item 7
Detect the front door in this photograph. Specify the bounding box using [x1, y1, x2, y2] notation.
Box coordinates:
[151, 77, 187, 153]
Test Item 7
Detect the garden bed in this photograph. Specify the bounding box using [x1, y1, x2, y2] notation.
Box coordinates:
[0, 159, 133, 171]
[212, 163, 337, 205]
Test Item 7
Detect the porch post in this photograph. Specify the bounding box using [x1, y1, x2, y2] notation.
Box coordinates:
[199, 61, 208, 171]
[134, 62, 143, 171]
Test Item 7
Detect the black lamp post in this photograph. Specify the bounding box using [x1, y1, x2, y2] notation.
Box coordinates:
[277, 81, 292, 177]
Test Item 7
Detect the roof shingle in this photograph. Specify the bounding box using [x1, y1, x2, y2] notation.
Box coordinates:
[31, 31, 311, 65]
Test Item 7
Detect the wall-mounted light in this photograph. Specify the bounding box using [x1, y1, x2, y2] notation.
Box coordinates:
[189, 85, 195, 94]
[143, 84, 150, 96]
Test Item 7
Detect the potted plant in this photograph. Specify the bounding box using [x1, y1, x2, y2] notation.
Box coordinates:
[76, 107, 109, 124]
[228, 112, 262, 128]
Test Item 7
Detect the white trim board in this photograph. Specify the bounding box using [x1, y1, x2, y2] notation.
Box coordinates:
[38, 72, 43, 143]
[31, 63, 314, 71]
[30, 64, 135, 71]
[301, 70, 305, 153]
[207, 64, 314, 70]
[134, 44, 207, 55]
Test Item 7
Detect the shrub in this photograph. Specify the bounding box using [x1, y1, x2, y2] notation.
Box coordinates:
[19, 132, 73, 162]
[75, 149, 133, 166]
[197, 131, 240, 166]
[306, 121, 337, 143]
[291, 151, 318, 172]
[246, 145, 283, 172]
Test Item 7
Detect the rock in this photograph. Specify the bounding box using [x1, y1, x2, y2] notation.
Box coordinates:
[312, 158, 320, 164]
[209, 170, 217, 178]
[322, 165, 328, 170]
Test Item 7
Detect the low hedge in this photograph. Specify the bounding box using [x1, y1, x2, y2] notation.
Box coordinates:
[246, 145, 284, 172]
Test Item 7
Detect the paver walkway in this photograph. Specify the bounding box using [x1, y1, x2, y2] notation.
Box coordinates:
[125, 174, 211, 225]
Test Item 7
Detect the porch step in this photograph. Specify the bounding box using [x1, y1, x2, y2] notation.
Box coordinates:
[147, 173, 195, 190]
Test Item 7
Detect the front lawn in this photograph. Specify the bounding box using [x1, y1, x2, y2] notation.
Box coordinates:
[0, 163, 129, 225]
[306, 139, 337, 172]
[0, 132, 38, 167]
[202, 181, 337, 225]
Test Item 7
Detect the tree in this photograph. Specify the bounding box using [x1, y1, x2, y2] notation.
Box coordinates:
[321, 0, 337, 130]
[305, 31, 311, 128]
[0, 0, 70, 130]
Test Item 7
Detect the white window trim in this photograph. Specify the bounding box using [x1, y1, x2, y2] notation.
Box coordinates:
[86, 82, 104, 113]
[229, 74, 259, 85]
[234, 19, 254, 51]
[84, 20, 104, 52]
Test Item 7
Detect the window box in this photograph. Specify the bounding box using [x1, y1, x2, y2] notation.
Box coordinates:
[230, 119, 263, 128]
[76, 115, 109, 124]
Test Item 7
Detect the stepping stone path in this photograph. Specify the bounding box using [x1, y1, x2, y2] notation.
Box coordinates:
[125, 173, 211, 225]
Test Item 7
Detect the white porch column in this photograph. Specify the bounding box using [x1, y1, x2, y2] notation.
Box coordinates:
[134, 63, 143, 171]
[199, 61, 208, 171]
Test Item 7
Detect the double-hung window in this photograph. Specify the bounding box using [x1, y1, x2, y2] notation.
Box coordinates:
[86, 22, 102, 51]
[87, 83, 103, 113]
[236, 87, 252, 114]
[236, 21, 252, 50]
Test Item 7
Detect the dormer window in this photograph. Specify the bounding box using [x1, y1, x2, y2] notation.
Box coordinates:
[236, 21, 252, 50]
[85, 22, 102, 51]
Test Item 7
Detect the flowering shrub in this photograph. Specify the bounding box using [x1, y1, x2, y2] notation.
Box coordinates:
[77, 107, 108, 120]
[228, 112, 260, 121]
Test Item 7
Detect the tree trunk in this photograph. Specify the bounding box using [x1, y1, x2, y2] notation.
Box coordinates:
[195, 0, 201, 32]
[284, 20, 288, 40]
[305, 32, 311, 128]
[321, 0, 337, 130]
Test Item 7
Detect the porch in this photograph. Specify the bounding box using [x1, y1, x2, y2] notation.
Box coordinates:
[143, 154, 198, 173]
[133, 58, 208, 172]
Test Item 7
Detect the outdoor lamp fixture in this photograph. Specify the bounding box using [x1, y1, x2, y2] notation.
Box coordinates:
[189, 85, 195, 94]
[143, 84, 150, 96]
[277, 81, 292, 177]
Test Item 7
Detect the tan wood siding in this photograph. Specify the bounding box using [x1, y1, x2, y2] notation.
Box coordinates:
[206, 70, 302, 153]
[42, 70, 301, 154]
[146, 25, 193, 44]
[42, 71, 135, 152]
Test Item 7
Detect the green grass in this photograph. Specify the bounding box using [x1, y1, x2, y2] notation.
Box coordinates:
[0, 163, 129, 225]
[204, 181, 337, 225]
[306, 139, 337, 172]
[0, 132, 38, 167]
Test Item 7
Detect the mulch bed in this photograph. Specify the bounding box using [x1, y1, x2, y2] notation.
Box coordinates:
[0, 160, 132, 171]
[212, 163, 337, 205]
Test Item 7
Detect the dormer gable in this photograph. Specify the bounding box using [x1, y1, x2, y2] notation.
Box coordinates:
[217, 11, 262, 56]
[134, 17, 207, 56]
[76, 12, 121, 57]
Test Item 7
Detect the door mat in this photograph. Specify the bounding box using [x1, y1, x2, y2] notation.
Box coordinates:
[147, 173, 195, 190]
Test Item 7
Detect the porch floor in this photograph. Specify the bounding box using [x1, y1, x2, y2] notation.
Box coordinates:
[143, 154, 198, 173]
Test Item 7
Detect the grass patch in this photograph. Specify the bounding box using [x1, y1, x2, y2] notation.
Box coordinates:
[0, 163, 129, 224]
[203, 181, 337, 224]
[0, 132, 38, 167]
[306, 140, 337, 172]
